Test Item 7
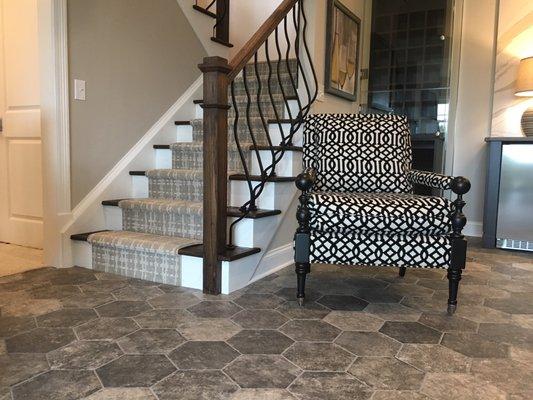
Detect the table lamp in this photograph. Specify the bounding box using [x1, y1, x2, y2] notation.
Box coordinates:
[515, 56, 533, 136]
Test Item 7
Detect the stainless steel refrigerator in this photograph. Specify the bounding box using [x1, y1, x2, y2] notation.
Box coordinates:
[496, 144, 533, 251]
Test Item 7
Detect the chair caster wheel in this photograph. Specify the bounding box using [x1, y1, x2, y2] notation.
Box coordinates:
[297, 297, 304, 307]
[447, 304, 457, 315]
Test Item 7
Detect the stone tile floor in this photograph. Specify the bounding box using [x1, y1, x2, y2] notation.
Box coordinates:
[0, 243, 532, 399]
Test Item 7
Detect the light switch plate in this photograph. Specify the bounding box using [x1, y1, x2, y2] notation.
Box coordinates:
[74, 79, 86, 100]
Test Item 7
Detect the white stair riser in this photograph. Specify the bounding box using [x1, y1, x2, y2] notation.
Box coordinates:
[269, 123, 303, 146]
[176, 125, 193, 142]
[180, 255, 203, 290]
[103, 206, 123, 231]
[73, 241, 92, 268]
[131, 176, 149, 198]
[230, 180, 294, 210]
[231, 216, 281, 248]
[155, 149, 172, 169]
[251, 150, 301, 177]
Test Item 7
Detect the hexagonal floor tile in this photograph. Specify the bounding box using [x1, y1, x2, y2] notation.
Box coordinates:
[224, 355, 300, 389]
[81, 280, 129, 294]
[2, 297, 62, 317]
[418, 313, 478, 333]
[0, 316, 36, 338]
[96, 301, 152, 318]
[147, 293, 200, 309]
[12, 370, 101, 400]
[283, 342, 354, 371]
[30, 285, 81, 300]
[471, 358, 533, 396]
[317, 295, 368, 311]
[75, 317, 139, 340]
[420, 372, 506, 400]
[117, 329, 185, 354]
[276, 301, 331, 320]
[348, 357, 424, 390]
[133, 309, 196, 329]
[229, 389, 297, 399]
[397, 344, 470, 373]
[371, 391, 431, 400]
[168, 341, 239, 370]
[364, 303, 421, 321]
[48, 340, 123, 370]
[84, 388, 156, 400]
[36, 308, 97, 328]
[485, 293, 533, 314]
[96, 355, 175, 387]
[455, 305, 512, 323]
[279, 320, 340, 342]
[231, 310, 289, 329]
[6, 327, 75, 353]
[379, 322, 441, 343]
[153, 370, 239, 400]
[289, 372, 373, 400]
[441, 332, 509, 358]
[178, 318, 241, 341]
[112, 286, 164, 301]
[233, 294, 285, 310]
[477, 323, 533, 346]
[353, 288, 404, 303]
[60, 292, 114, 309]
[187, 301, 242, 318]
[0, 354, 48, 387]
[335, 331, 401, 356]
[50, 270, 97, 285]
[228, 330, 293, 354]
[324, 311, 384, 331]
[275, 287, 322, 302]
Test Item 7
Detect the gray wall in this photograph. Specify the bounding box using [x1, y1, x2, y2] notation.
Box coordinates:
[68, 0, 206, 207]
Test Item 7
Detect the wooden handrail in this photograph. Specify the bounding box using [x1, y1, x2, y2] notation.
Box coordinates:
[228, 0, 298, 81]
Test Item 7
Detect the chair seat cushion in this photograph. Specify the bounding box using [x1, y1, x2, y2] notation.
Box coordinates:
[308, 192, 452, 235]
[310, 231, 451, 268]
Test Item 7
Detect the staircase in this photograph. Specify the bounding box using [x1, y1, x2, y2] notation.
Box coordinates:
[70, 0, 317, 294]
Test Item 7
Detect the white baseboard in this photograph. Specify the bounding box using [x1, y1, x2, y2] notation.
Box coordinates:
[249, 243, 294, 284]
[463, 220, 483, 237]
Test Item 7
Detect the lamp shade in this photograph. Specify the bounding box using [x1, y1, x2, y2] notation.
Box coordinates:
[516, 57, 533, 97]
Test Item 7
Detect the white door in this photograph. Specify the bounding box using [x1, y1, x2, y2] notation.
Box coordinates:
[0, 0, 43, 248]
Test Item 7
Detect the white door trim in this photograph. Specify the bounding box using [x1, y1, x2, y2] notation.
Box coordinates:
[38, 0, 71, 266]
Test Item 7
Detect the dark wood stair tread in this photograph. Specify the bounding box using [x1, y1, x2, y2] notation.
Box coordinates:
[153, 144, 171, 150]
[229, 174, 296, 182]
[101, 199, 281, 219]
[250, 144, 302, 152]
[192, 5, 216, 18]
[210, 37, 234, 48]
[174, 121, 191, 126]
[129, 171, 146, 176]
[71, 231, 109, 242]
[178, 244, 260, 261]
[267, 118, 303, 124]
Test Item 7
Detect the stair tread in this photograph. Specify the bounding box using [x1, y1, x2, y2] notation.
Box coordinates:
[87, 230, 201, 254]
[174, 120, 191, 126]
[102, 199, 281, 219]
[71, 231, 110, 242]
[192, 5, 216, 18]
[229, 174, 296, 182]
[249, 144, 302, 152]
[178, 244, 261, 261]
[210, 37, 234, 48]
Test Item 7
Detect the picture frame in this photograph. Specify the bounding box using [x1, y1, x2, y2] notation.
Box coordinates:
[325, 0, 361, 101]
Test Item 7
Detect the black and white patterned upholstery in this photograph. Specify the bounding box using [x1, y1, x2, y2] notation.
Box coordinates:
[308, 192, 453, 236]
[302, 113, 457, 269]
[303, 114, 413, 193]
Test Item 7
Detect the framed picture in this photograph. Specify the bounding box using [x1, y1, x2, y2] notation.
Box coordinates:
[325, 0, 361, 101]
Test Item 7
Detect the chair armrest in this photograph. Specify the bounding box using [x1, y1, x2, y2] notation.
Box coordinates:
[408, 170, 454, 190]
[295, 167, 317, 192]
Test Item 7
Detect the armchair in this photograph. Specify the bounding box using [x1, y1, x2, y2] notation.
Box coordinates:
[294, 114, 471, 314]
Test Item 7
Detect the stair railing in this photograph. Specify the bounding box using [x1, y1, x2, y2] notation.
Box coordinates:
[199, 0, 317, 294]
[194, 0, 230, 45]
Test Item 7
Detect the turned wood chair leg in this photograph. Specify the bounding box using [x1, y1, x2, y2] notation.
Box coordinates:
[447, 268, 462, 315]
[399, 267, 407, 277]
[295, 262, 310, 306]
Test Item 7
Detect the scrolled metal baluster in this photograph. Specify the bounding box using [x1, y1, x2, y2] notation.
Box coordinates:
[274, 26, 293, 146]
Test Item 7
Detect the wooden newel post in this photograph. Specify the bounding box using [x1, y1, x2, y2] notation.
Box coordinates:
[199, 56, 232, 295]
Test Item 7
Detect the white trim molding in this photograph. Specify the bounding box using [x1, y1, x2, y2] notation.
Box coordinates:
[38, 0, 71, 267]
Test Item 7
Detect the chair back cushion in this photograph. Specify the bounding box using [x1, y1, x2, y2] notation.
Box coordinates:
[303, 114, 413, 193]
